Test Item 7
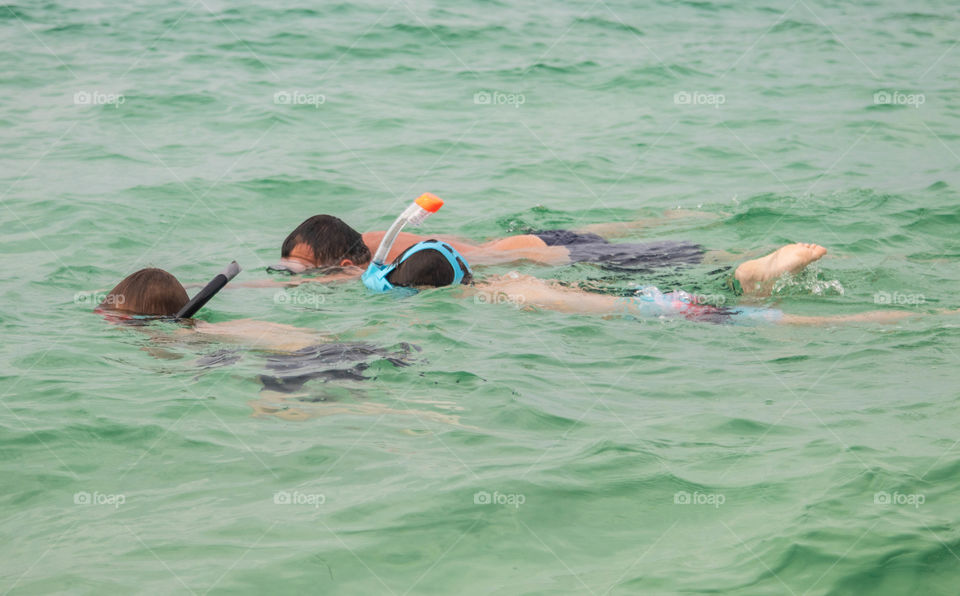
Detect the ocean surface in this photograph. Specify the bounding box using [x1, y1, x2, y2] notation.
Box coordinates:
[2, 0, 960, 593]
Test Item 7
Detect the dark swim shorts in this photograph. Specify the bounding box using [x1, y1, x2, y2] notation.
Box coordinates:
[258, 342, 418, 393]
[534, 229, 704, 271]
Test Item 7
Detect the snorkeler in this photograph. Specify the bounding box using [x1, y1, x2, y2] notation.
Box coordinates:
[271, 195, 827, 297]
[96, 267, 425, 423]
[363, 237, 939, 327]
[96, 267, 324, 351]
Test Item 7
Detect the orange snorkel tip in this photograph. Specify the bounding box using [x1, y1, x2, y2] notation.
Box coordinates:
[415, 192, 444, 213]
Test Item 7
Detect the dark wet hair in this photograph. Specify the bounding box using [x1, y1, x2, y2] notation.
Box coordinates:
[97, 268, 189, 316]
[386, 245, 473, 288]
[281, 215, 371, 267]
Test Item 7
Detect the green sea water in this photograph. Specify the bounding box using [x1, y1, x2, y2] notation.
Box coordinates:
[2, 0, 960, 594]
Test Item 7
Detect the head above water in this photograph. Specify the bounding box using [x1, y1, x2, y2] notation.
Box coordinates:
[386, 241, 473, 289]
[96, 268, 189, 317]
[280, 215, 372, 270]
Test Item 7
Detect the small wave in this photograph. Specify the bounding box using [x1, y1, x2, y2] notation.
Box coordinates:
[0, 4, 31, 20]
[386, 22, 511, 43]
[770, 18, 829, 35]
[597, 64, 702, 87]
[490, 399, 582, 431]
[879, 11, 955, 22]
[572, 16, 644, 36]
[521, 60, 603, 75]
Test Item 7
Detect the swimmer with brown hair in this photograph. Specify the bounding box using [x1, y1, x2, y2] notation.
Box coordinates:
[95, 267, 438, 422]
[95, 267, 322, 351]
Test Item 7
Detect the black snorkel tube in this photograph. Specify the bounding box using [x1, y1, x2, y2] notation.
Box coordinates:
[174, 261, 242, 319]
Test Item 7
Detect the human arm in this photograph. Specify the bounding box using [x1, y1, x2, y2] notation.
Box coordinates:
[189, 319, 325, 351]
[364, 230, 570, 265]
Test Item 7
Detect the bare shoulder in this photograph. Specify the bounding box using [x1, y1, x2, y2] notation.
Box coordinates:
[194, 319, 322, 351]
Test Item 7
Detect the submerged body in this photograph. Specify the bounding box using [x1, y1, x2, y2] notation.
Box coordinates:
[276, 213, 829, 298]
[363, 229, 704, 270]
[469, 273, 920, 326]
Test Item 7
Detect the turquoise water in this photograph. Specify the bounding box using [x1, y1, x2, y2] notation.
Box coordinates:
[3, 0, 960, 593]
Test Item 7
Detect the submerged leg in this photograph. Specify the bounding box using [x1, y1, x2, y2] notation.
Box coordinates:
[781, 310, 916, 326]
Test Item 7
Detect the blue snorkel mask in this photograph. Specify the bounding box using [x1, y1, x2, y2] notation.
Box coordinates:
[362, 239, 472, 292]
[361, 193, 447, 293]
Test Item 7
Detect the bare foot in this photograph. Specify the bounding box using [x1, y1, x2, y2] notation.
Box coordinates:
[735, 243, 827, 295]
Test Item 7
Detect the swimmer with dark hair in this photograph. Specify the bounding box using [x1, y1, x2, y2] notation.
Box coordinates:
[270, 211, 827, 297]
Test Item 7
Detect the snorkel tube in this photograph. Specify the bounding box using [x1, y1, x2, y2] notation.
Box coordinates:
[174, 261, 242, 319]
[362, 193, 444, 292]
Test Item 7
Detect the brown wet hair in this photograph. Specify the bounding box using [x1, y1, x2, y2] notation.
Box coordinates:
[97, 268, 189, 316]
